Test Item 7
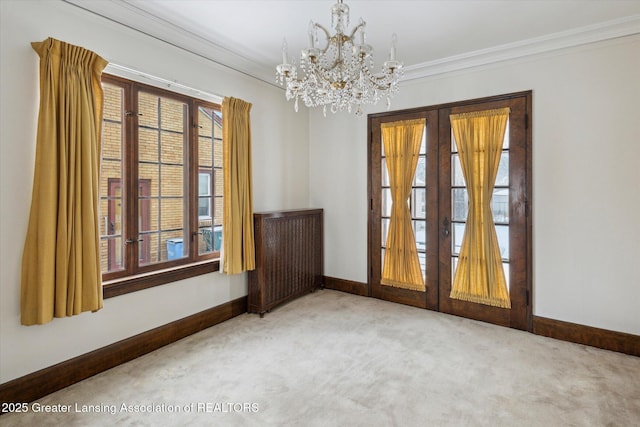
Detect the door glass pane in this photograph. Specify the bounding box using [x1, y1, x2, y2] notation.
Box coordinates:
[452, 222, 465, 256]
[452, 188, 468, 221]
[413, 156, 426, 186]
[419, 132, 426, 154]
[381, 218, 390, 247]
[495, 152, 509, 186]
[495, 225, 509, 260]
[381, 158, 389, 186]
[452, 154, 465, 186]
[414, 220, 426, 251]
[411, 188, 426, 219]
[492, 188, 509, 223]
[503, 262, 510, 289]
[381, 188, 392, 217]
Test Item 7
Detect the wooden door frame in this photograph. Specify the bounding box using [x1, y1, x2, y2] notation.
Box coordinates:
[367, 91, 533, 331]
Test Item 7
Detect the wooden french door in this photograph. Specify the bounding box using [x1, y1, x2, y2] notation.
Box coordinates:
[368, 92, 532, 331]
[369, 109, 440, 311]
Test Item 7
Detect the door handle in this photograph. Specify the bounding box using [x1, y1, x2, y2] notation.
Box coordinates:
[442, 217, 450, 237]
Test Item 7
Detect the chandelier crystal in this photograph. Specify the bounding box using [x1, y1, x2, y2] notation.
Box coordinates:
[276, 0, 403, 116]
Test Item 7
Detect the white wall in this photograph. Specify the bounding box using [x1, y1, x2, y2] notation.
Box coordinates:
[0, 0, 309, 383]
[309, 35, 640, 335]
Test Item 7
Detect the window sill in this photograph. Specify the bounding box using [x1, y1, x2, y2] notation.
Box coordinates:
[103, 259, 220, 299]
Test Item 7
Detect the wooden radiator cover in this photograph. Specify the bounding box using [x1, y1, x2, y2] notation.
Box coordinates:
[248, 209, 323, 316]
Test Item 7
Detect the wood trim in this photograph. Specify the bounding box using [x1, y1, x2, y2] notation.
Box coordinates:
[369, 91, 533, 121]
[0, 296, 247, 411]
[103, 259, 219, 298]
[324, 276, 368, 297]
[533, 316, 640, 357]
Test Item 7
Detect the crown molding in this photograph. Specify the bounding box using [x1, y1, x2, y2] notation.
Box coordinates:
[63, 0, 278, 87]
[63, 1, 639, 87]
[402, 14, 640, 81]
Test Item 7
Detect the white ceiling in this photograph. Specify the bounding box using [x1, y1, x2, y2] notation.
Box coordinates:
[66, 0, 640, 85]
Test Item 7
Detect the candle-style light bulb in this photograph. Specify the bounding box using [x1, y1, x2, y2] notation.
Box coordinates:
[308, 21, 315, 48]
[390, 33, 397, 61]
[282, 38, 289, 64]
[359, 18, 365, 45]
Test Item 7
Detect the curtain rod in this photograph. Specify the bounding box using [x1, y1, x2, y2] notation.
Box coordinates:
[105, 62, 224, 104]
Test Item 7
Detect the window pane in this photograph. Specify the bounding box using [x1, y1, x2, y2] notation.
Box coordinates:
[100, 83, 125, 274]
[138, 92, 159, 128]
[214, 196, 223, 226]
[198, 196, 211, 218]
[199, 173, 211, 196]
[198, 105, 222, 257]
[139, 92, 188, 266]
[213, 138, 223, 169]
[198, 225, 213, 255]
[102, 122, 122, 160]
[160, 98, 186, 133]
[160, 198, 185, 231]
[138, 128, 158, 163]
[163, 232, 186, 261]
[214, 169, 223, 200]
[199, 136, 213, 167]
[141, 232, 159, 265]
[161, 131, 184, 164]
[161, 165, 184, 197]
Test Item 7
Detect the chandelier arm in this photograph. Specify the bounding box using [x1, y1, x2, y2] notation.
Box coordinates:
[313, 23, 333, 55]
[360, 66, 395, 90]
[349, 21, 365, 41]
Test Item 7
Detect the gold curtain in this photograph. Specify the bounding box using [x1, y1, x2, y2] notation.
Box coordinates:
[222, 97, 256, 274]
[450, 108, 511, 308]
[381, 119, 426, 291]
[21, 38, 107, 325]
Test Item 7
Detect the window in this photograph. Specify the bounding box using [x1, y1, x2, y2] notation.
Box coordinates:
[100, 74, 222, 297]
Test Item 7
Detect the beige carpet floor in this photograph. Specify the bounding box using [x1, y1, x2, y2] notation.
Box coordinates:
[3, 289, 639, 426]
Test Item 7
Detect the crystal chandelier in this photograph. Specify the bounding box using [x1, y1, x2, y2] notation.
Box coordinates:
[276, 0, 403, 116]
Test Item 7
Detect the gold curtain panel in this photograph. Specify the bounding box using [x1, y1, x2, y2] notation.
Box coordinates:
[449, 108, 511, 308]
[21, 38, 107, 325]
[222, 97, 256, 275]
[380, 119, 426, 292]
